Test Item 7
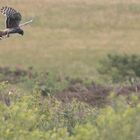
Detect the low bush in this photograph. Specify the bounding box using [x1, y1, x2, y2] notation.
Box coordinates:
[98, 54, 140, 83]
[0, 81, 139, 140]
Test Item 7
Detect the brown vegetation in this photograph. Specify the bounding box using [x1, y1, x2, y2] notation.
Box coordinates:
[55, 81, 140, 106]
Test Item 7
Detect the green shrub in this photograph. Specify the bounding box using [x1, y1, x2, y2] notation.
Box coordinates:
[98, 54, 140, 83]
[0, 82, 140, 140]
[33, 72, 68, 96]
[69, 96, 140, 140]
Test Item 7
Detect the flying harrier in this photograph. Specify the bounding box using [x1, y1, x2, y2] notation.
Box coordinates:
[0, 6, 32, 39]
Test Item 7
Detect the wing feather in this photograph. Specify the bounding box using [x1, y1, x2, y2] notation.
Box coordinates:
[1, 6, 22, 28]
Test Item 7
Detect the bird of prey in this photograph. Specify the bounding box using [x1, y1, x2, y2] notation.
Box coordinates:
[0, 6, 32, 39]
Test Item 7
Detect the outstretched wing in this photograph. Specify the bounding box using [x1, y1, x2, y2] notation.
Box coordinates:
[1, 6, 22, 28]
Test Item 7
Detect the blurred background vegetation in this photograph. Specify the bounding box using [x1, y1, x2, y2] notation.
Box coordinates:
[1, 0, 140, 80]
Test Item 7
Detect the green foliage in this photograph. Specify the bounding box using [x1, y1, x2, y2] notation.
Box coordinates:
[98, 54, 140, 83]
[0, 82, 139, 140]
[33, 72, 68, 96]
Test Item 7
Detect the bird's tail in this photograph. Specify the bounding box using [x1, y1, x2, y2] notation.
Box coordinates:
[19, 20, 33, 27]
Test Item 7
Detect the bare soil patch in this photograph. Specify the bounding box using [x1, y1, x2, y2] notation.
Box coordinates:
[55, 81, 140, 106]
[0, 66, 36, 84]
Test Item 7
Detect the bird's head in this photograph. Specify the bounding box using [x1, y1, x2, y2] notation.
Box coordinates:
[18, 29, 24, 36]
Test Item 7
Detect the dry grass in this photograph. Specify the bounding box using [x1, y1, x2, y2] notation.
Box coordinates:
[0, 0, 140, 80]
